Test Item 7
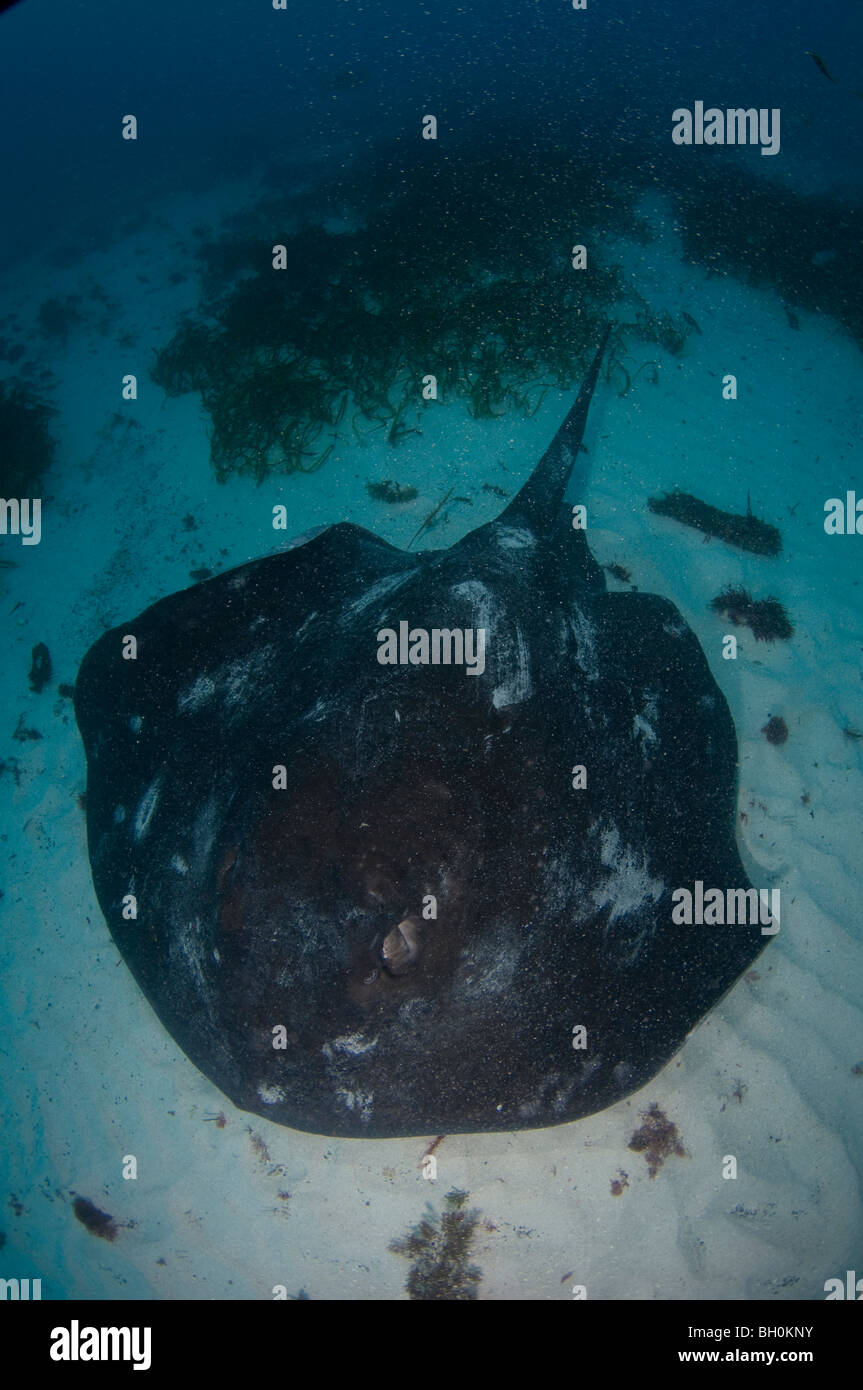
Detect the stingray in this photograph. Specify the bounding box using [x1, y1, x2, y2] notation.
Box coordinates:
[75, 327, 768, 1137]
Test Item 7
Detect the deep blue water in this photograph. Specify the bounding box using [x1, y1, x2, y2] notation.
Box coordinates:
[1, 0, 862, 272]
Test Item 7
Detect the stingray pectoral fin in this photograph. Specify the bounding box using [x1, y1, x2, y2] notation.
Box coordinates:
[592, 590, 741, 844]
[73, 523, 413, 1076]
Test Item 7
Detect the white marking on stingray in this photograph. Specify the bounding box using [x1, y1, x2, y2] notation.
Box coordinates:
[114, 805, 126, 824]
[177, 917, 213, 1010]
[633, 712, 657, 746]
[294, 610, 319, 640]
[330, 1031, 379, 1056]
[633, 692, 659, 751]
[257, 1083, 287, 1105]
[177, 674, 216, 712]
[492, 622, 532, 708]
[191, 796, 220, 865]
[129, 714, 143, 734]
[302, 696, 338, 723]
[495, 525, 537, 551]
[590, 825, 664, 924]
[133, 778, 161, 841]
[220, 645, 276, 711]
[334, 1087, 374, 1121]
[170, 854, 189, 875]
[452, 578, 494, 614]
[568, 606, 600, 681]
[451, 580, 498, 643]
[455, 935, 521, 1000]
[339, 569, 417, 622]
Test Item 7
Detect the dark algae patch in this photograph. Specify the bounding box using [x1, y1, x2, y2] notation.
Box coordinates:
[604, 561, 633, 584]
[390, 1188, 482, 1300]
[628, 1103, 686, 1178]
[669, 165, 863, 351]
[711, 586, 794, 642]
[366, 479, 418, 503]
[762, 715, 789, 745]
[13, 715, 42, 742]
[149, 134, 692, 484]
[0, 377, 57, 496]
[648, 489, 781, 556]
[73, 1195, 118, 1241]
[28, 642, 52, 693]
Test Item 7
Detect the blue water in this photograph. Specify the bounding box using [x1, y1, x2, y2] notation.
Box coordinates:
[1, 0, 861, 274]
[1, 0, 861, 1304]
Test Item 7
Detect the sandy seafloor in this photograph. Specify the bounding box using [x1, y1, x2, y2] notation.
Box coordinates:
[1, 174, 862, 1302]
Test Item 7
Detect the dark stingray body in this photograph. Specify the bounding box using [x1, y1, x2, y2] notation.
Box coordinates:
[75, 332, 766, 1136]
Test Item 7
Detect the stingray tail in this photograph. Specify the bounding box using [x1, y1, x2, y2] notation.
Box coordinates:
[499, 322, 612, 538]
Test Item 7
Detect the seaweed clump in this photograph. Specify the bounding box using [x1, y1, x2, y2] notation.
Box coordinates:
[0, 378, 57, 495]
[72, 1195, 118, 1241]
[389, 1188, 482, 1300]
[28, 642, 51, 693]
[762, 715, 789, 745]
[628, 1103, 686, 1178]
[13, 716, 41, 741]
[648, 490, 781, 556]
[366, 479, 418, 503]
[711, 586, 794, 642]
[629, 307, 689, 356]
[149, 134, 687, 483]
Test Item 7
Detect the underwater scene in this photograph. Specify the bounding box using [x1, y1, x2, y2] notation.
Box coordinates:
[1, 0, 862, 1313]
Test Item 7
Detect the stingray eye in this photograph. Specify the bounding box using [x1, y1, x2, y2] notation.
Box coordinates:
[381, 916, 423, 976]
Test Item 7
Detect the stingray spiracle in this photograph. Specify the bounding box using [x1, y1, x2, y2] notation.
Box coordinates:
[381, 915, 424, 976]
